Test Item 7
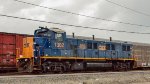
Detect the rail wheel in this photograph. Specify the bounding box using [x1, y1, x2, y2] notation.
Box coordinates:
[41, 63, 48, 73]
[17, 58, 33, 73]
[42, 62, 66, 73]
[112, 62, 129, 71]
[112, 62, 119, 71]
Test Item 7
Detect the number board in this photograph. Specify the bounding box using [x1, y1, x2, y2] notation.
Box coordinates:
[55, 42, 64, 48]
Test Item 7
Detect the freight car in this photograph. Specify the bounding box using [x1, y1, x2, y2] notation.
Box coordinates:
[0, 32, 32, 71]
[132, 43, 150, 69]
[17, 27, 135, 73]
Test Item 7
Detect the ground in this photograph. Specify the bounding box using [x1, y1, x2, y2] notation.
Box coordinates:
[0, 70, 150, 84]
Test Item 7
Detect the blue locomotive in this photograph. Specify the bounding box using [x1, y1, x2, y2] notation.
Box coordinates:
[17, 27, 134, 73]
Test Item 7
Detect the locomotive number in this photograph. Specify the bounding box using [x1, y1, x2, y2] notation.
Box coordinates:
[55, 42, 64, 48]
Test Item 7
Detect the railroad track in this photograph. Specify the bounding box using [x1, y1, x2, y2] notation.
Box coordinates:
[0, 70, 150, 84]
[0, 69, 149, 76]
[0, 72, 29, 76]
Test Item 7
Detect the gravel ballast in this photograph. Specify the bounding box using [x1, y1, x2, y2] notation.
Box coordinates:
[0, 70, 150, 84]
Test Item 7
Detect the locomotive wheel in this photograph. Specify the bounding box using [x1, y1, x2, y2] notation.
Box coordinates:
[59, 66, 65, 74]
[41, 63, 48, 73]
[41, 61, 69, 73]
[18, 59, 33, 72]
[112, 62, 129, 71]
[112, 62, 119, 71]
[125, 62, 131, 71]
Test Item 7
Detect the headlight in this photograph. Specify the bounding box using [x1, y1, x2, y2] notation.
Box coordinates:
[25, 59, 28, 61]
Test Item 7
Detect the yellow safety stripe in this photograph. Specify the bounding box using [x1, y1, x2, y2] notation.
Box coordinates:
[40, 56, 135, 61]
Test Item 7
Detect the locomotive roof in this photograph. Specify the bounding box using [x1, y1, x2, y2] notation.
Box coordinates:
[67, 35, 131, 44]
[50, 28, 65, 33]
[67, 35, 150, 46]
[39, 27, 150, 46]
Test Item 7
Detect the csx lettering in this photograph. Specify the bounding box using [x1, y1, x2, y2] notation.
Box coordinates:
[98, 46, 106, 50]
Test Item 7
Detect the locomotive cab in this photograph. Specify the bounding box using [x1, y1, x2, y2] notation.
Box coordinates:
[17, 27, 67, 72]
[34, 27, 66, 56]
[33, 27, 66, 65]
[34, 27, 68, 73]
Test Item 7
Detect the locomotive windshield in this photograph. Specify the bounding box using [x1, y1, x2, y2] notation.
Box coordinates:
[35, 28, 51, 37]
[55, 33, 63, 41]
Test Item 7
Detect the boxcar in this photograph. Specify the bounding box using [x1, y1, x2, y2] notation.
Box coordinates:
[0, 32, 32, 70]
[132, 43, 150, 69]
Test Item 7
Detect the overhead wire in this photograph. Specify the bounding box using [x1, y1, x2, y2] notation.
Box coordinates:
[105, 0, 150, 17]
[13, 0, 150, 28]
[0, 14, 150, 35]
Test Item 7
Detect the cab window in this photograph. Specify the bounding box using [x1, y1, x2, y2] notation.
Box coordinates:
[55, 33, 63, 41]
[43, 31, 51, 37]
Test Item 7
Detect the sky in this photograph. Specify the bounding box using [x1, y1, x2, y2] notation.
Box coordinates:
[0, 0, 150, 43]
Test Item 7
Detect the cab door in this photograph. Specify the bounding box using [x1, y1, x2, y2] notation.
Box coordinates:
[122, 45, 131, 59]
[105, 43, 117, 59]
